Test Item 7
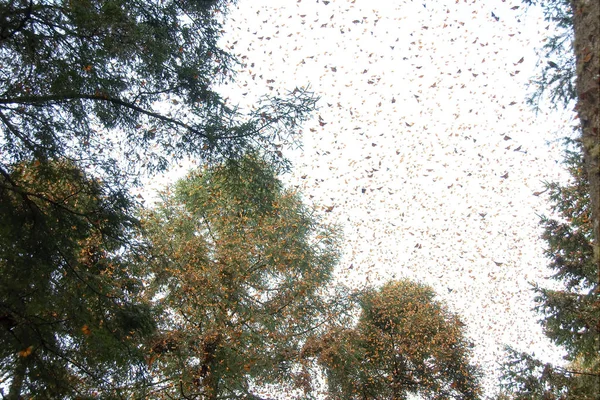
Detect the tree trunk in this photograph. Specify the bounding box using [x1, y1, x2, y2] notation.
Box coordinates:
[203, 364, 219, 400]
[7, 355, 28, 400]
[201, 332, 222, 400]
[570, 0, 599, 325]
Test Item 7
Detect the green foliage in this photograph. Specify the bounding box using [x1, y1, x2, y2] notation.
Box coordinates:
[497, 140, 600, 398]
[313, 280, 481, 400]
[1, 0, 227, 168]
[0, 159, 155, 398]
[0, 0, 316, 174]
[0, 1, 318, 397]
[510, 1, 600, 396]
[497, 347, 599, 400]
[523, 0, 577, 109]
[535, 141, 598, 362]
[141, 156, 344, 399]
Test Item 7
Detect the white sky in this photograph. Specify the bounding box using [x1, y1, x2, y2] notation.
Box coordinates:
[156, 0, 577, 397]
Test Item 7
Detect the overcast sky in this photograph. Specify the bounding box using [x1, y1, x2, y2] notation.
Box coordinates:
[160, 0, 577, 396]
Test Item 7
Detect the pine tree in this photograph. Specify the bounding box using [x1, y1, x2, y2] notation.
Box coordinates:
[0, 0, 316, 174]
[310, 280, 481, 400]
[535, 142, 598, 361]
[0, 1, 316, 397]
[497, 346, 598, 400]
[496, 140, 599, 399]
[523, 0, 599, 337]
[141, 156, 344, 399]
[0, 160, 155, 398]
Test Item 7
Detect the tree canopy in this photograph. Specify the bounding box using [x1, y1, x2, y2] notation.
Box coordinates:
[497, 346, 599, 400]
[0, 0, 316, 174]
[0, 1, 317, 398]
[140, 156, 344, 399]
[496, 2, 600, 396]
[524, 0, 599, 335]
[7, 1, 597, 398]
[0, 159, 155, 398]
[308, 280, 481, 400]
[497, 139, 599, 399]
[535, 142, 598, 361]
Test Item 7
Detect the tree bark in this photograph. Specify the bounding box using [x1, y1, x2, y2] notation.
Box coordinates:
[570, 0, 599, 292]
[570, 2, 600, 388]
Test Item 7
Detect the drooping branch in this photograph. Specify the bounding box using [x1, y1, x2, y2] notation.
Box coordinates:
[0, 94, 264, 141]
[0, 94, 210, 138]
